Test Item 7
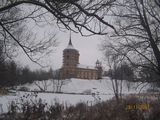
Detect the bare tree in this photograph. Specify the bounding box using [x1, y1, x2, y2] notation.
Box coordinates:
[0, 0, 120, 66]
[110, 62, 123, 103]
[34, 80, 52, 91]
[0, 0, 117, 35]
[155, 0, 160, 7]
[103, 47, 124, 103]
[52, 70, 66, 92]
[0, 41, 6, 86]
[102, 0, 160, 81]
[0, 4, 57, 66]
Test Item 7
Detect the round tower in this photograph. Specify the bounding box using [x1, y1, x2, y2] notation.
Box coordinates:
[61, 36, 79, 79]
[96, 60, 102, 79]
[63, 38, 79, 67]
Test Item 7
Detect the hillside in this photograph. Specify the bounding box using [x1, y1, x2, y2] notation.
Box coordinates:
[19, 77, 148, 94]
[0, 77, 149, 113]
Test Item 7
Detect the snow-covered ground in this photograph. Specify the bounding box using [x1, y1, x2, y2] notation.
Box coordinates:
[0, 77, 150, 113]
[20, 77, 149, 94]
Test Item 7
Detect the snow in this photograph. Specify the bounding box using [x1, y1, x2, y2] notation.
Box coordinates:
[0, 92, 113, 113]
[21, 77, 148, 94]
[0, 77, 150, 114]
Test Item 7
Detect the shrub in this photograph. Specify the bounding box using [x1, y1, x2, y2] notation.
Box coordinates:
[1, 96, 160, 120]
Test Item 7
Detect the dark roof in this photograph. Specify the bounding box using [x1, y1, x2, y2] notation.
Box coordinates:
[64, 35, 78, 52]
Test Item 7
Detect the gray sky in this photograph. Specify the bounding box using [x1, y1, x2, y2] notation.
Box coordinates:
[15, 30, 104, 71]
[12, 5, 107, 71]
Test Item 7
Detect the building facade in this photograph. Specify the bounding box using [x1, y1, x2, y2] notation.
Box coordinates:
[60, 38, 102, 80]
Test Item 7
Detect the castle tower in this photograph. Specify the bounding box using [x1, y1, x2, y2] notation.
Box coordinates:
[96, 60, 102, 79]
[61, 35, 79, 79]
[63, 36, 79, 67]
[59, 34, 102, 80]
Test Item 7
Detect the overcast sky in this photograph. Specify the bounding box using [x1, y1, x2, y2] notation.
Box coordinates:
[10, 5, 109, 71]
[15, 29, 105, 71]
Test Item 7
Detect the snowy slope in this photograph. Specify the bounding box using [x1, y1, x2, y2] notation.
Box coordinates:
[21, 77, 149, 94]
[0, 77, 150, 113]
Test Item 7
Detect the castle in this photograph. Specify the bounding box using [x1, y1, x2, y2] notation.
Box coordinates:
[59, 37, 102, 80]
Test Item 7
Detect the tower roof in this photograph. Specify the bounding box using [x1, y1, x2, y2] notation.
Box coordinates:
[64, 33, 78, 51]
[66, 36, 74, 49]
[69, 34, 72, 46]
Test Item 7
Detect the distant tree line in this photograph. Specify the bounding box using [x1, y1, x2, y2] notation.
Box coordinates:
[0, 38, 55, 87]
[0, 60, 53, 87]
[106, 63, 134, 82]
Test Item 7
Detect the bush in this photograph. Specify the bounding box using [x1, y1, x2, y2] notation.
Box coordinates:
[17, 87, 29, 91]
[1, 96, 160, 120]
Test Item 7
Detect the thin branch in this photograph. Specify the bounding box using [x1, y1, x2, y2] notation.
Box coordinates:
[0, 21, 44, 67]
